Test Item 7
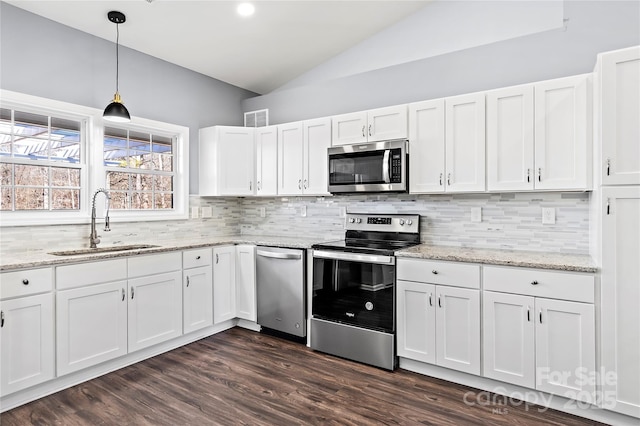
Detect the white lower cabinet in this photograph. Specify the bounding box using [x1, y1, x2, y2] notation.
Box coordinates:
[56, 280, 128, 376]
[483, 266, 596, 403]
[235, 245, 256, 322]
[0, 293, 55, 396]
[183, 248, 214, 334]
[397, 259, 481, 375]
[213, 245, 236, 324]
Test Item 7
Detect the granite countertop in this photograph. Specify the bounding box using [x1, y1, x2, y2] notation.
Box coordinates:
[395, 244, 597, 273]
[0, 235, 325, 272]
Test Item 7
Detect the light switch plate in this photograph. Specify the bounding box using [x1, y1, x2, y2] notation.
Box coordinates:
[191, 207, 199, 219]
[542, 207, 556, 225]
[471, 207, 482, 223]
[301, 205, 307, 217]
[259, 207, 266, 218]
[201, 206, 212, 218]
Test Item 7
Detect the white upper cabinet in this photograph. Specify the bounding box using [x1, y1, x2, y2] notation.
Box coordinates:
[332, 105, 408, 146]
[255, 125, 278, 196]
[302, 117, 331, 195]
[199, 126, 255, 196]
[278, 118, 331, 196]
[534, 74, 591, 190]
[598, 46, 640, 185]
[409, 99, 446, 193]
[487, 85, 535, 191]
[445, 93, 486, 192]
[278, 122, 305, 195]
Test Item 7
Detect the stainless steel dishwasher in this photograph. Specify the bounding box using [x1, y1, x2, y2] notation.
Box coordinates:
[256, 246, 306, 338]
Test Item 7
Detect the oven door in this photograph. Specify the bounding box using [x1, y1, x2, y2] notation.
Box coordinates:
[312, 250, 396, 333]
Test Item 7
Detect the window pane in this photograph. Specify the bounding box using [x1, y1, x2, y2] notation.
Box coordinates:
[107, 171, 130, 190]
[1, 187, 13, 211]
[154, 175, 173, 192]
[0, 109, 11, 147]
[104, 131, 128, 167]
[153, 153, 173, 171]
[131, 173, 153, 191]
[109, 191, 128, 209]
[15, 187, 48, 210]
[131, 192, 152, 209]
[1, 163, 12, 185]
[51, 189, 79, 210]
[14, 164, 49, 186]
[129, 131, 150, 152]
[14, 111, 48, 139]
[51, 167, 80, 187]
[154, 193, 173, 209]
[127, 151, 148, 169]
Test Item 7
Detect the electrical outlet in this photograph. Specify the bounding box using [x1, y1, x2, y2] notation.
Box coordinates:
[191, 207, 199, 219]
[201, 206, 212, 218]
[301, 205, 307, 217]
[471, 207, 482, 223]
[542, 207, 556, 225]
[259, 207, 266, 218]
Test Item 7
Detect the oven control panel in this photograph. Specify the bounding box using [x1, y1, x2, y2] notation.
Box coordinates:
[345, 214, 420, 233]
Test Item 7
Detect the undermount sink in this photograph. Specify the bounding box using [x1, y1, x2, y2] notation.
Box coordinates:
[49, 244, 159, 256]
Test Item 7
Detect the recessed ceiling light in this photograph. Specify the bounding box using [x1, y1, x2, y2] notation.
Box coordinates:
[237, 2, 255, 17]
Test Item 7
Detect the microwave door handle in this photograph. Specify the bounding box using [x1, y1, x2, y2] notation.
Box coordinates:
[382, 149, 391, 183]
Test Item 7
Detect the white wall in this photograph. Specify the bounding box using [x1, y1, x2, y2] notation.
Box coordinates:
[242, 1, 640, 124]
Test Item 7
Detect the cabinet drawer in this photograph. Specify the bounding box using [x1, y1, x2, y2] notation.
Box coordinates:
[128, 252, 182, 278]
[397, 258, 480, 289]
[57, 259, 127, 290]
[183, 248, 213, 269]
[0, 268, 53, 299]
[483, 266, 594, 303]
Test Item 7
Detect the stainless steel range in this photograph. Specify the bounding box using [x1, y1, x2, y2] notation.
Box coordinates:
[310, 213, 420, 370]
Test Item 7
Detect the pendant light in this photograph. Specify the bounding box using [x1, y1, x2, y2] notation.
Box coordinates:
[103, 11, 131, 122]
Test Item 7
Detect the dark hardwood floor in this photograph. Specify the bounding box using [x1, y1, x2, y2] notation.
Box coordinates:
[2, 328, 604, 425]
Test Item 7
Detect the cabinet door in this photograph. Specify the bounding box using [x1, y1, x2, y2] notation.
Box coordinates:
[600, 46, 640, 185]
[255, 125, 278, 196]
[483, 291, 535, 388]
[408, 99, 445, 193]
[278, 122, 304, 195]
[331, 111, 367, 146]
[183, 266, 213, 334]
[396, 280, 436, 364]
[487, 85, 535, 191]
[445, 93, 486, 192]
[303, 117, 331, 195]
[534, 75, 590, 190]
[535, 298, 595, 402]
[128, 271, 183, 352]
[217, 126, 256, 195]
[213, 246, 236, 324]
[57, 281, 128, 376]
[367, 105, 408, 142]
[601, 186, 640, 417]
[435, 285, 480, 375]
[1, 293, 54, 396]
[235, 245, 256, 322]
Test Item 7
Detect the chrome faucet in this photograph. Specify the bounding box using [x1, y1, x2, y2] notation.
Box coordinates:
[90, 188, 111, 248]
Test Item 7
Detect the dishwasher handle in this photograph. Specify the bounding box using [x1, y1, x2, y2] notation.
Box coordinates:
[256, 249, 302, 260]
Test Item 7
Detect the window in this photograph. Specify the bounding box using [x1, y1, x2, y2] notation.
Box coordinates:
[0, 107, 85, 211]
[104, 127, 176, 210]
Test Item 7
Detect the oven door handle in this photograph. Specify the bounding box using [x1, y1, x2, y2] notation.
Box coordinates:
[382, 149, 391, 184]
[313, 250, 395, 265]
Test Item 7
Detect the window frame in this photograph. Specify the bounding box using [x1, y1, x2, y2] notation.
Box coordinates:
[0, 90, 189, 227]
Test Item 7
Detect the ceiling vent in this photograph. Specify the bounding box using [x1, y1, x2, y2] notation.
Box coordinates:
[244, 109, 269, 127]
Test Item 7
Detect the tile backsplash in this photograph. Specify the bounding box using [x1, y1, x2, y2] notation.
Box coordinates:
[0, 192, 590, 255]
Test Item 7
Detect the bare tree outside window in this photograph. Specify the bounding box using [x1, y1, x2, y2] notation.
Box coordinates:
[104, 127, 174, 210]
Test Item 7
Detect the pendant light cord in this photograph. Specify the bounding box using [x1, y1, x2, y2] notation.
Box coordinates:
[115, 23, 120, 94]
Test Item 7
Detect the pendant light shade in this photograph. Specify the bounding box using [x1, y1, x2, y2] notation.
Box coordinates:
[103, 11, 131, 122]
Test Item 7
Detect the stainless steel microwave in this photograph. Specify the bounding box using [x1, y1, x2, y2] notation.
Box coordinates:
[327, 139, 408, 193]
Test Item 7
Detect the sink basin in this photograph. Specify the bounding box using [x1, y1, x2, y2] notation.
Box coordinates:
[49, 244, 159, 256]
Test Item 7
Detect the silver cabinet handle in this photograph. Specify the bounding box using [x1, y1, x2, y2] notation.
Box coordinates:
[257, 181, 261, 191]
[303, 179, 308, 189]
[527, 306, 530, 322]
[527, 168, 531, 183]
[362, 125, 366, 138]
[438, 295, 442, 308]
[131, 287, 135, 300]
[368, 124, 372, 137]
[439, 173, 443, 186]
[432, 270, 438, 275]
[429, 293, 433, 307]
[249, 181, 252, 191]
[447, 173, 451, 186]
[1, 311, 4, 328]
[216, 253, 219, 264]
[186, 276, 190, 287]
[121, 288, 125, 301]
[22, 279, 29, 285]
[607, 198, 611, 215]
[538, 168, 542, 182]
[196, 255, 201, 260]
[606, 158, 611, 176]
[531, 280, 538, 285]
[298, 179, 302, 190]
[539, 309, 543, 324]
